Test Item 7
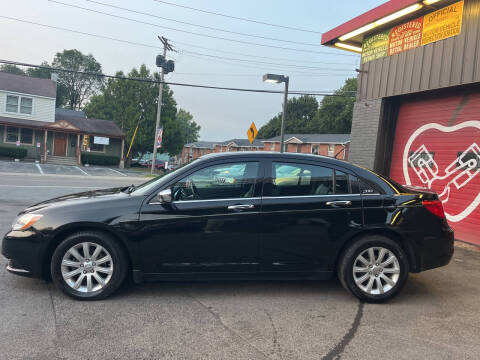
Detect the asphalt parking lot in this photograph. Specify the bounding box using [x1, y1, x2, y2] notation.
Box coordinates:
[1, 174, 480, 359]
[0, 159, 147, 177]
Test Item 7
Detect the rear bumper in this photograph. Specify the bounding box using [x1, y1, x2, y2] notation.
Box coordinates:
[410, 225, 454, 273]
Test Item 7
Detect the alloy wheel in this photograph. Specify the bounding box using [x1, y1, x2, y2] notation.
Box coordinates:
[61, 242, 113, 293]
[352, 247, 400, 295]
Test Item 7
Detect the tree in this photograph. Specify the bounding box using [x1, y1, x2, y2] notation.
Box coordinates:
[257, 78, 357, 138]
[25, 61, 68, 107]
[0, 64, 26, 76]
[313, 78, 357, 134]
[85, 65, 198, 161]
[52, 49, 103, 110]
[257, 95, 319, 138]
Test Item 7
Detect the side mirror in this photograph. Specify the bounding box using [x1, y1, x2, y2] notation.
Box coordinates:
[157, 188, 172, 204]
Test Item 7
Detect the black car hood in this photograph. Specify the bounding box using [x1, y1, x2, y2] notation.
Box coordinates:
[20, 187, 129, 215]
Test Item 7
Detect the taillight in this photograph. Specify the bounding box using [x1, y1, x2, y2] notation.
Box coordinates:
[422, 200, 446, 218]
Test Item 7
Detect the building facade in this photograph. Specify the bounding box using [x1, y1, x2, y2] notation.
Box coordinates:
[0, 72, 125, 166]
[180, 134, 350, 164]
[322, 0, 480, 245]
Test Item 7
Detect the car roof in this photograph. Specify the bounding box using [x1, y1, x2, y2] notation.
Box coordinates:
[199, 151, 348, 165]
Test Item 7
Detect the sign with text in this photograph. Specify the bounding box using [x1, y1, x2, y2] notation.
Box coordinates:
[93, 136, 109, 145]
[361, 30, 389, 64]
[422, 0, 464, 46]
[388, 17, 423, 56]
[361, 1, 463, 64]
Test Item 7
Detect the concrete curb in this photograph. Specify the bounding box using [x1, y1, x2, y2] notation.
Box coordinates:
[0, 171, 148, 181]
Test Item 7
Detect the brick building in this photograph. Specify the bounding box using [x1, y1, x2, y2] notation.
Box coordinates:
[180, 134, 350, 164]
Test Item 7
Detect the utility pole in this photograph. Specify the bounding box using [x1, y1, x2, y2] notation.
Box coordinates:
[280, 76, 289, 153]
[151, 36, 175, 174]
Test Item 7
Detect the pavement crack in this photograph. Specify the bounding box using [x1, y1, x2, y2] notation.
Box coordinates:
[185, 291, 269, 359]
[321, 301, 364, 360]
[47, 283, 60, 357]
[264, 309, 283, 359]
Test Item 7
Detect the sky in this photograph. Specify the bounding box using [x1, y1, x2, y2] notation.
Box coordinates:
[2, 0, 386, 141]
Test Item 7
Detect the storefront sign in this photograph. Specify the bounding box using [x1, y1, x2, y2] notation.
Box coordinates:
[422, 0, 464, 46]
[361, 0, 463, 64]
[388, 17, 423, 56]
[361, 30, 389, 64]
[93, 136, 109, 145]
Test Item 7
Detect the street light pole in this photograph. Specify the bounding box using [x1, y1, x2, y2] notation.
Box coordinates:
[151, 44, 166, 175]
[262, 73, 289, 153]
[280, 76, 289, 153]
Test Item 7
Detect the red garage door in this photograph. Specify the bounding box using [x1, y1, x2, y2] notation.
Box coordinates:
[390, 92, 480, 245]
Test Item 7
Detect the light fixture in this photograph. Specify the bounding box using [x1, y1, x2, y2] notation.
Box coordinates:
[375, 3, 423, 25]
[262, 73, 287, 84]
[338, 3, 423, 41]
[423, 0, 442, 4]
[335, 42, 363, 53]
[339, 23, 376, 41]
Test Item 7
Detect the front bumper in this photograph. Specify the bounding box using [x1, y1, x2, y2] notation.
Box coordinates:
[2, 229, 47, 279]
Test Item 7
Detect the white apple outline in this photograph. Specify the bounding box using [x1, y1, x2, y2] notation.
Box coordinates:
[402, 121, 480, 223]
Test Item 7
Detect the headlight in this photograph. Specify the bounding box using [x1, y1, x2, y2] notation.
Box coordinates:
[12, 214, 43, 231]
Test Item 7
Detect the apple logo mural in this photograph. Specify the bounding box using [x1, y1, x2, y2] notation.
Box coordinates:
[402, 121, 480, 223]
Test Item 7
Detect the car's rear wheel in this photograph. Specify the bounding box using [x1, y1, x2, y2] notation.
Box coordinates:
[51, 231, 127, 300]
[338, 235, 409, 303]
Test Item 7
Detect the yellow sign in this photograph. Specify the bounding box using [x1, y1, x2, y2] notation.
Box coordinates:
[82, 135, 89, 151]
[247, 122, 258, 144]
[422, 0, 463, 46]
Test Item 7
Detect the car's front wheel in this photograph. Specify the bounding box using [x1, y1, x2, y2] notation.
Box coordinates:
[338, 235, 409, 303]
[51, 231, 127, 300]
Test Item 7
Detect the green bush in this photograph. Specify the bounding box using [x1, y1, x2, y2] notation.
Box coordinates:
[81, 153, 120, 166]
[0, 146, 28, 159]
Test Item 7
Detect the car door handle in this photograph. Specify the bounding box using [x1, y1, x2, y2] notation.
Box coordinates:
[227, 204, 254, 211]
[326, 200, 352, 207]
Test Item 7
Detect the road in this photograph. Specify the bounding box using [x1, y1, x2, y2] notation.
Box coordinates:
[1, 174, 480, 359]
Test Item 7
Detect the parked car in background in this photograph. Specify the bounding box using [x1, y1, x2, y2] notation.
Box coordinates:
[2, 152, 453, 302]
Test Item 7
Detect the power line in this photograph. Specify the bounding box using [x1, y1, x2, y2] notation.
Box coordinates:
[0, 16, 355, 74]
[153, 0, 323, 35]
[178, 52, 356, 75]
[173, 72, 354, 77]
[43, 1, 331, 55]
[172, 39, 358, 62]
[181, 50, 354, 71]
[0, 59, 356, 97]
[83, 0, 320, 47]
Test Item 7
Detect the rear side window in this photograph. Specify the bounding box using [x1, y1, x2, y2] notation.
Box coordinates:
[268, 162, 334, 196]
[335, 170, 350, 194]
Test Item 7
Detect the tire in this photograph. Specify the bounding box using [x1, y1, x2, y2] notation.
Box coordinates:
[338, 235, 409, 303]
[51, 231, 128, 300]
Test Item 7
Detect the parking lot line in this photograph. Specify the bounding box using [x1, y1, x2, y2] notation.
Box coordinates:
[35, 163, 44, 175]
[75, 166, 90, 176]
[108, 168, 127, 176]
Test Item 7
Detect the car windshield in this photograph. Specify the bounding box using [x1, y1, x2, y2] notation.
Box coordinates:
[129, 160, 197, 196]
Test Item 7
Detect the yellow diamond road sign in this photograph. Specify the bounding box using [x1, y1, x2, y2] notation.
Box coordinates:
[247, 122, 258, 144]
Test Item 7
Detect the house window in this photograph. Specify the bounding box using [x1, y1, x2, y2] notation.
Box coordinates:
[20, 98, 33, 114]
[328, 144, 335, 157]
[296, 144, 302, 153]
[5, 95, 33, 115]
[312, 144, 319, 155]
[270, 143, 275, 151]
[90, 143, 105, 152]
[5, 126, 34, 145]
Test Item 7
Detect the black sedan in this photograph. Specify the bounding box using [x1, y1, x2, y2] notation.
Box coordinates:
[2, 152, 454, 302]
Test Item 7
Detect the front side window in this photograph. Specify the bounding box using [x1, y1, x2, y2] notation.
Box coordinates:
[6, 95, 19, 113]
[173, 162, 259, 201]
[269, 162, 334, 197]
